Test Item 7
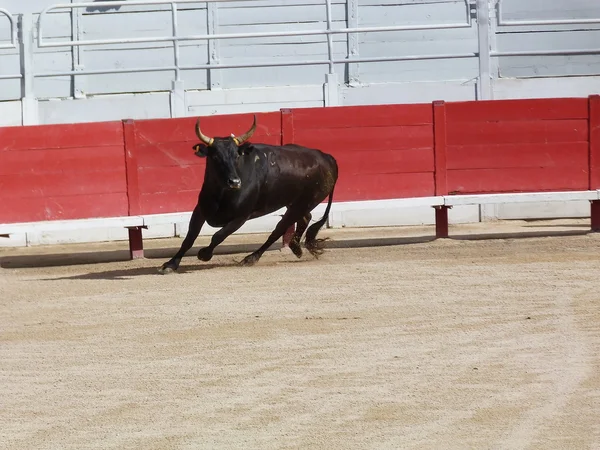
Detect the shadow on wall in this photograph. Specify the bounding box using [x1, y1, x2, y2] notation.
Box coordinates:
[86, 0, 123, 13]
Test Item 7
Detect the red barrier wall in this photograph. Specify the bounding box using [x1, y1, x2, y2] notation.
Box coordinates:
[0, 121, 128, 223]
[443, 98, 591, 194]
[1, 96, 599, 225]
[286, 104, 435, 201]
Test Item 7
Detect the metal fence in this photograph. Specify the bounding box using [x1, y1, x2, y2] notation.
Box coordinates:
[1, 0, 600, 125]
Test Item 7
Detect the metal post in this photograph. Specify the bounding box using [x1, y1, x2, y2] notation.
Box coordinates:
[71, 6, 86, 98]
[170, 2, 185, 117]
[323, 0, 339, 106]
[207, 1, 221, 89]
[19, 13, 38, 125]
[476, 0, 492, 100]
[346, 0, 359, 85]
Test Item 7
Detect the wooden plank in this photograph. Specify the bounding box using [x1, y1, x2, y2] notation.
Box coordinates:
[135, 142, 207, 169]
[447, 142, 589, 170]
[433, 100, 448, 196]
[0, 193, 129, 223]
[334, 172, 435, 202]
[139, 190, 200, 215]
[0, 170, 127, 199]
[446, 119, 589, 146]
[445, 191, 599, 206]
[123, 120, 141, 216]
[589, 95, 600, 189]
[446, 98, 590, 122]
[281, 109, 295, 145]
[335, 148, 434, 174]
[134, 112, 282, 145]
[0, 145, 125, 175]
[0, 121, 124, 151]
[138, 166, 206, 195]
[294, 125, 434, 151]
[446, 167, 589, 194]
[290, 104, 433, 128]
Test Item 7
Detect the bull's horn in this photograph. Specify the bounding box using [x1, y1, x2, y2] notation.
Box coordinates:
[195, 118, 214, 146]
[233, 115, 257, 146]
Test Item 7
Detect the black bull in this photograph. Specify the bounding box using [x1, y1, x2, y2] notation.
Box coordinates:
[159, 115, 339, 274]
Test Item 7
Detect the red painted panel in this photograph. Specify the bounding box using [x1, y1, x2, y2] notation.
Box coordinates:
[138, 165, 206, 195]
[446, 120, 588, 146]
[334, 172, 435, 202]
[334, 148, 434, 175]
[0, 193, 129, 223]
[589, 95, 600, 189]
[0, 145, 125, 175]
[0, 169, 127, 199]
[139, 190, 199, 215]
[294, 125, 434, 152]
[291, 103, 433, 128]
[135, 141, 207, 168]
[447, 168, 588, 194]
[433, 101, 448, 196]
[133, 112, 282, 145]
[446, 98, 589, 122]
[447, 142, 589, 170]
[0, 121, 123, 151]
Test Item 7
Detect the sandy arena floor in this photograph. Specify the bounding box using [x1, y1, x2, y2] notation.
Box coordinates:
[1, 220, 600, 449]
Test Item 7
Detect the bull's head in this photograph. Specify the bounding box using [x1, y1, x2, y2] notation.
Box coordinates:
[193, 115, 257, 190]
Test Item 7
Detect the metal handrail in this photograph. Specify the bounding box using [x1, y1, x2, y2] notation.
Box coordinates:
[497, 0, 600, 27]
[0, 8, 17, 49]
[35, 0, 475, 80]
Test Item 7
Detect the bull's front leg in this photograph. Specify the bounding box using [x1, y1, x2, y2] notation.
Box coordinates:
[197, 216, 249, 262]
[158, 205, 206, 274]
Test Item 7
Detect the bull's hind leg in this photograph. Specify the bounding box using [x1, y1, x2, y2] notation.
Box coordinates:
[288, 213, 312, 258]
[240, 209, 303, 267]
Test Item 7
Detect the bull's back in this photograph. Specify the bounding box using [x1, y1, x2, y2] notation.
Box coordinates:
[249, 144, 337, 213]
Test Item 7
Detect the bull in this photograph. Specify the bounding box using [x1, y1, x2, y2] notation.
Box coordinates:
[159, 115, 338, 274]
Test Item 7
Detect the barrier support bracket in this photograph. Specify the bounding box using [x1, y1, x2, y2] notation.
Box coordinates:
[127, 226, 147, 259]
[591, 201, 600, 232]
[434, 205, 451, 238]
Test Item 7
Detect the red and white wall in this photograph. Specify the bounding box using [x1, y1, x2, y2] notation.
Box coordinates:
[1, 96, 599, 247]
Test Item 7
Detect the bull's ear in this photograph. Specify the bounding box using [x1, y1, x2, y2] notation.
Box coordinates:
[193, 143, 208, 157]
[237, 142, 254, 156]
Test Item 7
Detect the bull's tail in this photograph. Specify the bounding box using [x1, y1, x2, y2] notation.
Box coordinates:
[304, 187, 335, 258]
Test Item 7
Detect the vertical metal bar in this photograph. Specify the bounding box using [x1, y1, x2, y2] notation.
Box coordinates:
[325, 0, 334, 74]
[71, 6, 86, 98]
[207, 1, 221, 89]
[476, 0, 492, 100]
[19, 13, 38, 125]
[346, 0, 359, 85]
[488, 0, 499, 93]
[171, 2, 180, 81]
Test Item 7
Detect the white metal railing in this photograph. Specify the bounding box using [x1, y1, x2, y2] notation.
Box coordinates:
[0, 8, 17, 49]
[0, 8, 21, 82]
[493, 0, 600, 58]
[35, 0, 476, 79]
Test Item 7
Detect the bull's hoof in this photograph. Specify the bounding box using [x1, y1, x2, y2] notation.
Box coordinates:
[240, 253, 260, 266]
[158, 264, 177, 275]
[289, 240, 303, 259]
[197, 247, 213, 262]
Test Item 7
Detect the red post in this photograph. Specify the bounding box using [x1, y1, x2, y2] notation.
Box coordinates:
[123, 119, 144, 259]
[122, 119, 141, 216]
[435, 206, 449, 239]
[590, 95, 600, 231]
[127, 227, 145, 259]
[281, 109, 296, 247]
[433, 100, 450, 238]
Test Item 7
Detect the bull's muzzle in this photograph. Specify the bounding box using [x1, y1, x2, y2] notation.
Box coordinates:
[227, 177, 242, 190]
